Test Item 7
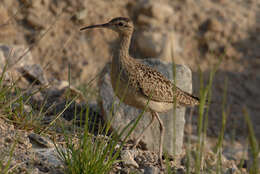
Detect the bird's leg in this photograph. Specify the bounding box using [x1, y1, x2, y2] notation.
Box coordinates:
[133, 111, 156, 148]
[154, 111, 165, 167]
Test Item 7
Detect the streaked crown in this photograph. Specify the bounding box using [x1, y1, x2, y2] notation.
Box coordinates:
[80, 17, 134, 35]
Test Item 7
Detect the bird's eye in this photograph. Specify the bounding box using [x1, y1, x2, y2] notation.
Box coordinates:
[118, 22, 123, 26]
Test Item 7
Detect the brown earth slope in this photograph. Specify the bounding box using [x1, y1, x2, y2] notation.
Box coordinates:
[0, 0, 259, 141]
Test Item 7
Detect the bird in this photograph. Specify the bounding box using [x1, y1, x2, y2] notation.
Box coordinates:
[80, 17, 200, 166]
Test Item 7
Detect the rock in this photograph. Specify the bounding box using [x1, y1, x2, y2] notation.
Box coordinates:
[25, 1, 49, 29]
[199, 18, 223, 33]
[176, 168, 185, 174]
[12, 103, 32, 114]
[160, 32, 184, 64]
[41, 80, 85, 102]
[120, 168, 143, 174]
[225, 45, 238, 58]
[121, 149, 139, 168]
[0, 44, 48, 87]
[32, 147, 63, 167]
[136, 1, 174, 29]
[26, 11, 45, 29]
[136, 14, 160, 28]
[0, 49, 5, 68]
[29, 133, 54, 148]
[140, 1, 174, 21]
[136, 31, 167, 58]
[136, 31, 184, 64]
[17, 131, 32, 149]
[144, 166, 160, 174]
[224, 167, 238, 174]
[53, 100, 101, 121]
[223, 141, 247, 161]
[19, 64, 48, 85]
[73, 9, 88, 23]
[0, 44, 34, 69]
[30, 168, 40, 174]
[0, 6, 16, 40]
[99, 59, 192, 156]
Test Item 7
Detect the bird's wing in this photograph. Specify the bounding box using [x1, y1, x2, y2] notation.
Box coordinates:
[134, 63, 199, 106]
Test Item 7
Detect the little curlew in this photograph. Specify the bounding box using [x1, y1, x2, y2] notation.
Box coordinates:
[80, 17, 200, 166]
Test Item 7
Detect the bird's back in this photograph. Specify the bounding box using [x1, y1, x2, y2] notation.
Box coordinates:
[111, 56, 200, 110]
[133, 60, 200, 106]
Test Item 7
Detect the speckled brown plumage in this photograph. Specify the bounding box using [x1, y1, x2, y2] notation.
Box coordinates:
[81, 17, 200, 167]
[134, 60, 199, 105]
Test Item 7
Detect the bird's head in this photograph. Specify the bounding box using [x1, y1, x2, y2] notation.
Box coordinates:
[80, 17, 134, 36]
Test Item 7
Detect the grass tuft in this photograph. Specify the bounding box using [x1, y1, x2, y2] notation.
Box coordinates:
[243, 108, 259, 174]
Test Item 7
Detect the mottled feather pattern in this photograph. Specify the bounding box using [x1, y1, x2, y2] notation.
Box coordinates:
[126, 59, 200, 106]
[81, 17, 200, 166]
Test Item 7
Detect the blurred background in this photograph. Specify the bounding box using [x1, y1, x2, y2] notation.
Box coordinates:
[0, 0, 259, 151]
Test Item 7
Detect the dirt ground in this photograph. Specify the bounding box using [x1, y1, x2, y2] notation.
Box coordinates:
[0, 0, 259, 145]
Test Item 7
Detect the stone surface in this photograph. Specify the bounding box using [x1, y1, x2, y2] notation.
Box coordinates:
[121, 149, 139, 168]
[140, 0, 174, 21]
[11, 103, 32, 115]
[99, 59, 192, 156]
[0, 0, 259, 172]
[136, 31, 168, 58]
[19, 64, 48, 85]
[136, 14, 161, 28]
[223, 141, 247, 161]
[0, 6, 17, 42]
[0, 44, 48, 87]
[144, 166, 160, 174]
[73, 9, 88, 22]
[2, 0, 260, 145]
[32, 147, 63, 167]
[136, 31, 184, 64]
[0, 44, 34, 69]
[0, 48, 5, 68]
[29, 133, 54, 148]
[25, 0, 50, 29]
[224, 167, 238, 174]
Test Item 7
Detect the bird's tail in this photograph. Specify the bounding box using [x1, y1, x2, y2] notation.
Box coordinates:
[184, 92, 210, 108]
[177, 90, 200, 107]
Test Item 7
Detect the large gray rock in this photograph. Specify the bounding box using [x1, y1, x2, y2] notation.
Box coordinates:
[144, 166, 160, 174]
[0, 44, 48, 86]
[139, 0, 174, 22]
[32, 148, 62, 167]
[120, 149, 139, 168]
[136, 31, 185, 65]
[136, 31, 168, 58]
[99, 59, 192, 156]
[100, 59, 192, 155]
[0, 44, 34, 69]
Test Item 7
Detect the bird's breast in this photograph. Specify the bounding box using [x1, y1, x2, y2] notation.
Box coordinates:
[110, 60, 145, 109]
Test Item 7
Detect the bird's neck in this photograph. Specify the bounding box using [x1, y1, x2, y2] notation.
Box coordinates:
[116, 33, 132, 61]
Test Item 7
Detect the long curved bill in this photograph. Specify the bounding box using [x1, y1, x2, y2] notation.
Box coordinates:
[80, 23, 110, 31]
